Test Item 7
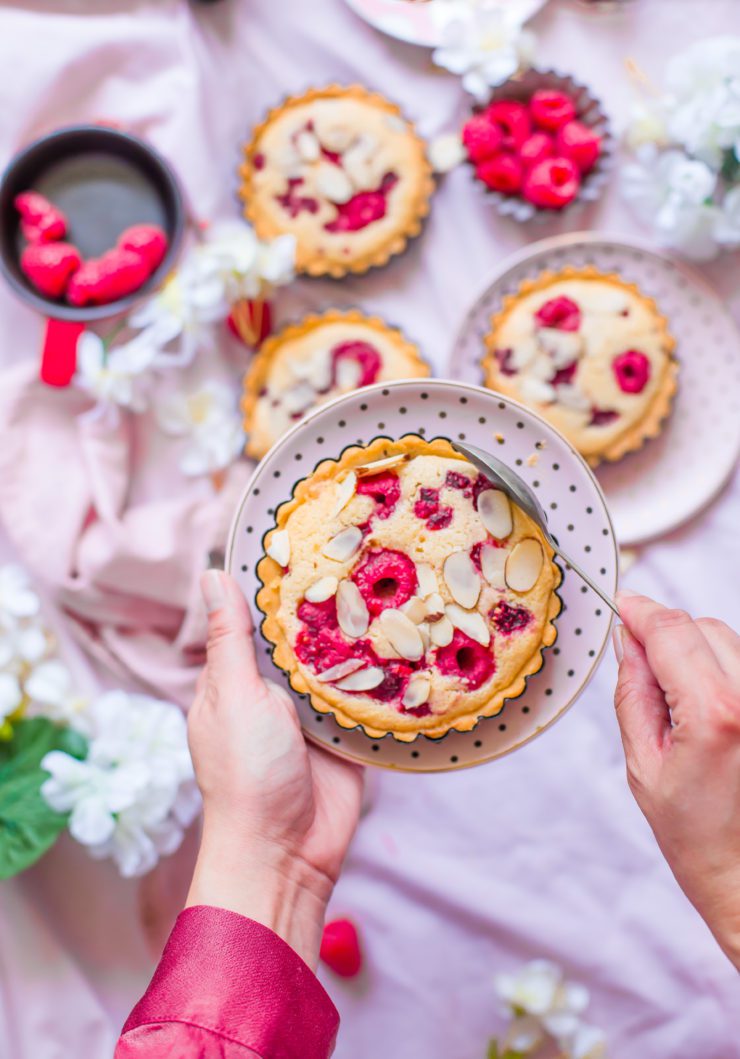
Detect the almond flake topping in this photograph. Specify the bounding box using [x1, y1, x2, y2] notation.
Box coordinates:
[415, 563, 438, 598]
[266, 529, 290, 567]
[400, 596, 428, 625]
[445, 604, 491, 647]
[443, 551, 481, 609]
[331, 472, 357, 517]
[304, 576, 339, 603]
[429, 615, 454, 647]
[323, 526, 363, 563]
[480, 545, 506, 588]
[336, 579, 369, 637]
[295, 130, 320, 162]
[316, 658, 365, 683]
[505, 539, 544, 593]
[355, 454, 407, 477]
[335, 666, 385, 692]
[402, 673, 431, 710]
[314, 162, 354, 204]
[477, 490, 513, 540]
[378, 608, 424, 661]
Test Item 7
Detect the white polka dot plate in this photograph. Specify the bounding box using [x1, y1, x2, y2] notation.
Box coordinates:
[343, 0, 546, 47]
[451, 233, 740, 545]
[226, 379, 617, 772]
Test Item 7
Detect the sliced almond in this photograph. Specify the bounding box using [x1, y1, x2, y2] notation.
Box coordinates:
[400, 596, 428, 624]
[538, 328, 582, 367]
[316, 657, 365, 683]
[430, 615, 454, 647]
[477, 490, 513, 540]
[343, 154, 375, 192]
[557, 384, 590, 413]
[508, 337, 539, 371]
[520, 377, 556, 405]
[323, 526, 363, 563]
[289, 349, 333, 392]
[331, 472, 357, 517]
[335, 357, 363, 391]
[316, 121, 354, 153]
[505, 539, 544, 593]
[304, 575, 339, 603]
[335, 666, 385, 692]
[356, 453, 407, 477]
[402, 673, 431, 710]
[415, 563, 438, 599]
[295, 130, 320, 162]
[314, 162, 354, 204]
[480, 545, 506, 588]
[282, 380, 316, 415]
[423, 592, 445, 623]
[336, 580, 369, 637]
[378, 608, 424, 661]
[529, 352, 556, 382]
[266, 529, 290, 567]
[445, 603, 491, 646]
[443, 551, 481, 610]
[417, 622, 431, 652]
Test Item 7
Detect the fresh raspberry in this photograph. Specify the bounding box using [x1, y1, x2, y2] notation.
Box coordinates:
[535, 296, 582, 332]
[529, 89, 577, 131]
[227, 298, 273, 347]
[475, 153, 523, 195]
[555, 120, 602, 174]
[550, 360, 578, 386]
[355, 471, 401, 520]
[297, 597, 338, 632]
[15, 191, 67, 242]
[490, 600, 532, 635]
[518, 131, 555, 170]
[276, 178, 320, 218]
[117, 223, 168, 271]
[413, 487, 440, 520]
[492, 348, 517, 376]
[320, 919, 362, 978]
[427, 507, 453, 530]
[613, 350, 650, 394]
[483, 100, 531, 150]
[331, 341, 382, 387]
[435, 630, 495, 690]
[352, 548, 417, 616]
[590, 407, 619, 426]
[20, 242, 81, 299]
[523, 157, 581, 209]
[462, 114, 504, 163]
[67, 248, 150, 306]
[14, 191, 55, 223]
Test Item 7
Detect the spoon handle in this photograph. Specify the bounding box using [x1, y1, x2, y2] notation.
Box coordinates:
[552, 545, 620, 617]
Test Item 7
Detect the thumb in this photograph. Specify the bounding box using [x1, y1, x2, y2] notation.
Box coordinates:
[613, 624, 670, 782]
[201, 570, 259, 687]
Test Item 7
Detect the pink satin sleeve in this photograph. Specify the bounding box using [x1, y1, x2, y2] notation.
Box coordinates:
[115, 905, 339, 1059]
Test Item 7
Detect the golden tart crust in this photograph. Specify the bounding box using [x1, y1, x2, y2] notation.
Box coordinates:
[482, 267, 678, 466]
[239, 84, 434, 278]
[242, 310, 430, 460]
[256, 435, 561, 742]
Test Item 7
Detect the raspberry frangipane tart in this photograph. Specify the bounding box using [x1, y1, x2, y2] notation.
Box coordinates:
[256, 436, 561, 741]
[239, 85, 434, 277]
[482, 268, 678, 465]
[242, 310, 430, 459]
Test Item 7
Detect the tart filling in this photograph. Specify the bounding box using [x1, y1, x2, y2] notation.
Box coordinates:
[242, 311, 430, 459]
[482, 267, 678, 465]
[239, 85, 434, 277]
[257, 436, 561, 741]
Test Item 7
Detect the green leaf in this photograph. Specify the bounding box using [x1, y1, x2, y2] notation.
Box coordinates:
[720, 147, 740, 184]
[0, 718, 88, 879]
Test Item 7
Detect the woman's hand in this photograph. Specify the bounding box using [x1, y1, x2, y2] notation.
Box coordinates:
[186, 569, 364, 969]
[614, 591, 740, 969]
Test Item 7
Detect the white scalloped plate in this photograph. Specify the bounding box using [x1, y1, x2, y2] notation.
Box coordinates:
[226, 379, 617, 772]
[343, 0, 546, 47]
[450, 233, 740, 546]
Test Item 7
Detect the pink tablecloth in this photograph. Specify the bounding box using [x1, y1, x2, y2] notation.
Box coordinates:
[0, 1, 739, 1057]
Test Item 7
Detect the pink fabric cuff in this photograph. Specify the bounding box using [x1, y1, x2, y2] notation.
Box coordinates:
[122, 905, 339, 1059]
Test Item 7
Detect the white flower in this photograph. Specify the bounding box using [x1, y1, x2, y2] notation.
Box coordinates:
[156, 380, 244, 476]
[664, 37, 740, 168]
[75, 331, 160, 414]
[198, 222, 296, 301]
[0, 613, 48, 673]
[432, 6, 534, 101]
[624, 99, 670, 151]
[560, 1022, 608, 1059]
[495, 959, 564, 1017]
[428, 132, 466, 173]
[714, 185, 740, 247]
[41, 691, 200, 878]
[25, 660, 91, 731]
[0, 672, 22, 722]
[502, 1015, 544, 1054]
[622, 147, 721, 259]
[0, 565, 39, 619]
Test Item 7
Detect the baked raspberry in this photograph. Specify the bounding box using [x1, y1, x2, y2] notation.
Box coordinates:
[296, 627, 355, 671]
[523, 157, 580, 209]
[325, 173, 397, 233]
[352, 548, 417, 616]
[356, 471, 401, 520]
[550, 360, 578, 386]
[529, 89, 577, 131]
[555, 120, 602, 174]
[444, 470, 473, 493]
[117, 223, 168, 271]
[297, 597, 338, 632]
[471, 473, 494, 505]
[413, 487, 440, 520]
[475, 154, 523, 195]
[469, 538, 503, 571]
[375, 661, 414, 704]
[493, 347, 518, 376]
[331, 341, 381, 387]
[491, 600, 532, 634]
[435, 630, 495, 690]
[590, 407, 619, 427]
[427, 508, 453, 530]
[20, 242, 81, 299]
[276, 178, 320, 218]
[253, 153, 266, 170]
[483, 100, 531, 150]
[613, 350, 650, 394]
[462, 114, 504, 163]
[518, 131, 555, 170]
[535, 296, 582, 332]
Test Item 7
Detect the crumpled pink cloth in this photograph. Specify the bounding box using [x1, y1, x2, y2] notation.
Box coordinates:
[0, 359, 252, 707]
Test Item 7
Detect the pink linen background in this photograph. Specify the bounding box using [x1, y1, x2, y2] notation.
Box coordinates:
[0, 1, 738, 1057]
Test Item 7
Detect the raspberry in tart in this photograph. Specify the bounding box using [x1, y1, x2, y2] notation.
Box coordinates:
[239, 85, 434, 277]
[242, 310, 429, 459]
[256, 436, 561, 741]
[482, 267, 678, 465]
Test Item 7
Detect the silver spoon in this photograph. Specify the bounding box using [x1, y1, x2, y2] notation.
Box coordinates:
[452, 440, 619, 617]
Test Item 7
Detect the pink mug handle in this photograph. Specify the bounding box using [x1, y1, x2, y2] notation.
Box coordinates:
[40, 318, 85, 387]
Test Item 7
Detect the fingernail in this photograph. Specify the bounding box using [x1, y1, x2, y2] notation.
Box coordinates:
[612, 624, 625, 664]
[202, 569, 227, 613]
